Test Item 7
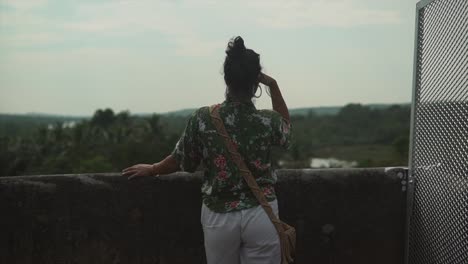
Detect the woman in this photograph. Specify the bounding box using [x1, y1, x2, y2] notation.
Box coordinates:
[122, 36, 291, 264]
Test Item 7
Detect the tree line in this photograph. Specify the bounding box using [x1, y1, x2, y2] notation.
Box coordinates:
[0, 104, 410, 176]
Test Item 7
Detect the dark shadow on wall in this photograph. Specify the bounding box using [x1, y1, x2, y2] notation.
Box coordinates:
[0, 168, 407, 264]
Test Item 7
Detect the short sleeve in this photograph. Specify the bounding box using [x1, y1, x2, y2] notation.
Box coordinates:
[271, 111, 292, 150]
[171, 109, 202, 172]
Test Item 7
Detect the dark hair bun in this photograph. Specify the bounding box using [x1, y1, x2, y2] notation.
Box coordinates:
[226, 36, 246, 58]
[223, 36, 262, 98]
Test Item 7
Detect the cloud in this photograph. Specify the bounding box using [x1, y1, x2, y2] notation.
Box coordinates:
[1, 0, 402, 55]
[0, 0, 48, 9]
[181, 0, 402, 28]
[0, 32, 62, 46]
[59, 0, 226, 56]
[57, 0, 401, 54]
[245, 0, 402, 28]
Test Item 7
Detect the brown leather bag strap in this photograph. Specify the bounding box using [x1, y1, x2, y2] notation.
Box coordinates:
[209, 104, 284, 233]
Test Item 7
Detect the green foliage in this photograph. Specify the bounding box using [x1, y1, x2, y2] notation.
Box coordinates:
[0, 109, 181, 176]
[76, 155, 114, 173]
[284, 103, 410, 167]
[0, 103, 410, 176]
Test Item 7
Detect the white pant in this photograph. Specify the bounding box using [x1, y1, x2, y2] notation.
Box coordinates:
[201, 200, 281, 264]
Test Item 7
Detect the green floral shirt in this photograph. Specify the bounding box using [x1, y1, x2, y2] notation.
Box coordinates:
[171, 97, 291, 213]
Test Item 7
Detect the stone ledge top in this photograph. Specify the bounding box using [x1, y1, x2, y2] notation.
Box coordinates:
[0, 167, 408, 183]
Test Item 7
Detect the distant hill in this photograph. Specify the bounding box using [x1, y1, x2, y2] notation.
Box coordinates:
[159, 108, 198, 117]
[289, 106, 341, 116]
[0, 103, 410, 122]
[159, 103, 410, 117]
[0, 103, 410, 137]
[289, 103, 410, 116]
[0, 113, 86, 124]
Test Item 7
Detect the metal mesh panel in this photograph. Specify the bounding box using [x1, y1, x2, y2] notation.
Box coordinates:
[408, 0, 468, 264]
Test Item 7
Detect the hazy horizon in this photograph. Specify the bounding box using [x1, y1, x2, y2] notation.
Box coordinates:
[0, 101, 411, 117]
[1, 0, 419, 116]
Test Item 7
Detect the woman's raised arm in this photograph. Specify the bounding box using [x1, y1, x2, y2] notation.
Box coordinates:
[258, 73, 290, 122]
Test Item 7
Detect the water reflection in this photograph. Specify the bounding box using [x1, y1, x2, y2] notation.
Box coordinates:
[309, 158, 358, 168]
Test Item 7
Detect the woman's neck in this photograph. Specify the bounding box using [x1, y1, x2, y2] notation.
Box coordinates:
[226, 87, 252, 103]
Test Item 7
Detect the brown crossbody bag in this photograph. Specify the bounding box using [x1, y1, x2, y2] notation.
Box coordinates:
[209, 104, 296, 264]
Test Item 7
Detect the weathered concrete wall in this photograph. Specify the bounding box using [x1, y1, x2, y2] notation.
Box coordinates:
[0, 168, 408, 264]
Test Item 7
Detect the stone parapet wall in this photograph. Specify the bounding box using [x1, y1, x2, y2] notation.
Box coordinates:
[0, 168, 407, 264]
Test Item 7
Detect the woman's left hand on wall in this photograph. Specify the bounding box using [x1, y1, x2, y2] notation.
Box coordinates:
[122, 164, 154, 180]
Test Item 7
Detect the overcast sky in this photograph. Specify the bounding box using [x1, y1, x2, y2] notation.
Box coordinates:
[0, 0, 420, 115]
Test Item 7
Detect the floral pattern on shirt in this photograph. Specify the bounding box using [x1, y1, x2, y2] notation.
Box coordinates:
[171, 97, 291, 213]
